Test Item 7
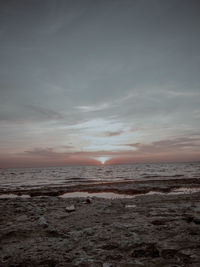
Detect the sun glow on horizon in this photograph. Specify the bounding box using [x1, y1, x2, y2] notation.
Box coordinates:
[97, 157, 110, 164]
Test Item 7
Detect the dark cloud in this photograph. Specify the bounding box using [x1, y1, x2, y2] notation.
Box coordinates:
[24, 146, 74, 158]
[24, 105, 63, 121]
[105, 131, 123, 137]
[0, 104, 63, 123]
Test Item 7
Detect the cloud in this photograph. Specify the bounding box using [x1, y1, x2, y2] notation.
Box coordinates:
[24, 105, 63, 121]
[0, 103, 63, 123]
[25, 148, 62, 158]
[66, 118, 124, 132]
[105, 131, 124, 137]
[64, 118, 135, 151]
[24, 146, 74, 158]
[75, 103, 110, 112]
[125, 137, 200, 154]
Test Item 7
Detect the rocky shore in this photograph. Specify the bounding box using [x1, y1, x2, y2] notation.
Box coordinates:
[1, 177, 200, 197]
[1, 179, 200, 266]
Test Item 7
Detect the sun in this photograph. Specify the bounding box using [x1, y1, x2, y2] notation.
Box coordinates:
[97, 157, 110, 165]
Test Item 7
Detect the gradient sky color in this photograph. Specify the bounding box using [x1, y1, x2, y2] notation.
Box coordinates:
[0, 0, 200, 167]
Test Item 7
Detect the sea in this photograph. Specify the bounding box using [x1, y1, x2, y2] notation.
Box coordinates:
[0, 162, 199, 191]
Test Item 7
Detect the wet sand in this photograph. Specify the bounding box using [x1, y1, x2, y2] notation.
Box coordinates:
[0, 178, 200, 266]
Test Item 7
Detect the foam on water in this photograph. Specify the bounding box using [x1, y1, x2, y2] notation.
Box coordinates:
[59, 187, 200, 199]
[59, 191, 134, 199]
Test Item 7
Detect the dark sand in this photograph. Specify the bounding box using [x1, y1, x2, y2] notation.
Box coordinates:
[0, 178, 200, 266]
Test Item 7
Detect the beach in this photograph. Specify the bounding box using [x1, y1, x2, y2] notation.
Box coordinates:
[1, 0, 200, 265]
[1, 177, 200, 267]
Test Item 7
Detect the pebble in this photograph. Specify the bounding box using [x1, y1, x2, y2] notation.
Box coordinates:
[193, 216, 200, 224]
[103, 263, 112, 267]
[125, 204, 137, 208]
[85, 197, 92, 204]
[66, 205, 76, 212]
[38, 216, 48, 228]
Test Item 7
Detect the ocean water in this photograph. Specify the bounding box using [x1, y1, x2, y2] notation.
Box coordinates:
[0, 162, 199, 191]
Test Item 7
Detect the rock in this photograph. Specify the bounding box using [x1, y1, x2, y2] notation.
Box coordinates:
[184, 215, 200, 224]
[38, 216, 48, 228]
[177, 252, 191, 263]
[188, 225, 200, 235]
[119, 235, 141, 250]
[106, 254, 123, 261]
[65, 205, 75, 212]
[185, 216, 194, 223]
[113, 222, 133, 229]
[17, 215, 28, 222]
[70, 229, 83, 240]
[151, 219, 166, 225]
[193, 216, 200, 224]
[125, 204, 137, 208]
[73, 258, 96, 266]
[15, 207, 25, 213]
[103, 263, 112, 267]
[101, 242, 119, 250]
[83, 227, 95, 236]
[161, 249, 177, 259]
[46, 226, 61, 237]
[131, 243, 160, 258]
[85, 197, 92, 204]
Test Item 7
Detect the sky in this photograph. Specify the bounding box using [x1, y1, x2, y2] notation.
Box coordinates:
[0, 0, 200, 167]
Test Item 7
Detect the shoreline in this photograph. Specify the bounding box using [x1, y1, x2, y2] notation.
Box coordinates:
[1, 177, 200, 197]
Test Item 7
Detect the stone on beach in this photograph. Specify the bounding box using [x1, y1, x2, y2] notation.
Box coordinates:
[65, 204, 76, 212]
[193, 215, 200, 224]
[103, 263, 112, 267]
[185, 214, 200, 224]
[85, 197, 92, 204]
[125, 204, 137, 208]
[38, 216, 48, 228]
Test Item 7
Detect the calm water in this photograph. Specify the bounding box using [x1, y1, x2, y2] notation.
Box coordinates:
[0, 162, 199, 191]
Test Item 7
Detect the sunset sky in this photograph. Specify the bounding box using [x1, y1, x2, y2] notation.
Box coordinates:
[0, 0, 200, 167]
